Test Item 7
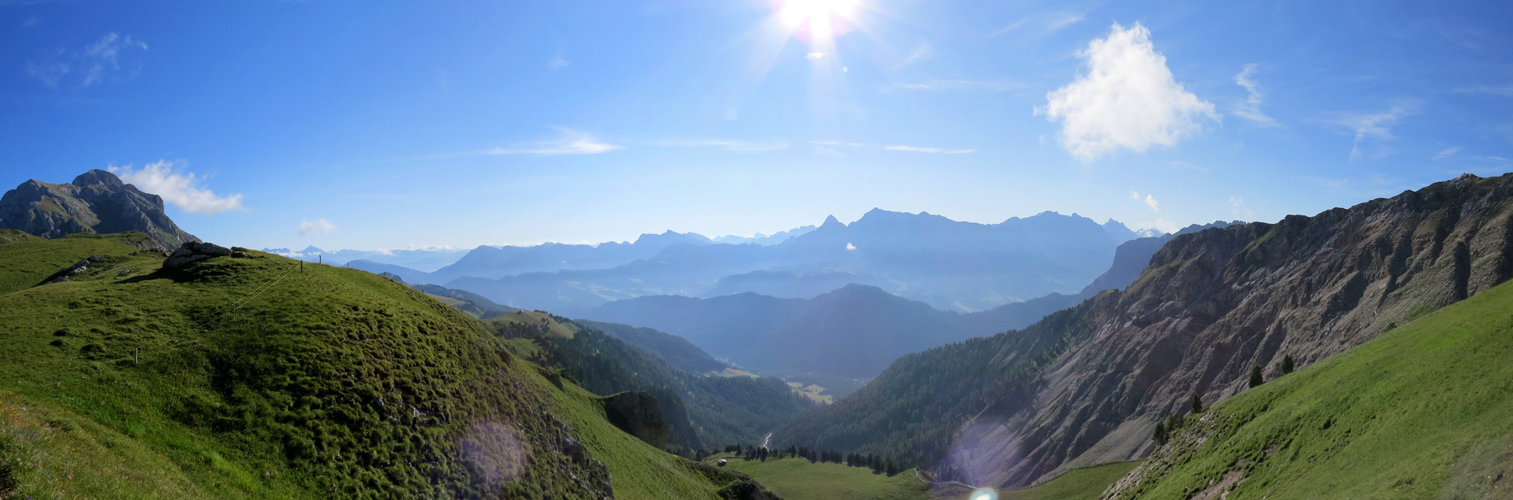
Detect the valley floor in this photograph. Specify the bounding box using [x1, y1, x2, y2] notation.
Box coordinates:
[712, 455, 1139, 500]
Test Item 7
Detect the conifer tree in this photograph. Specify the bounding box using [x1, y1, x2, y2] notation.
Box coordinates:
[1153, 421, 1168, 445]
[1190, 393, 1203, 414]
[1249, 365, 1264, 388]
[1281, 354, 1295, 374]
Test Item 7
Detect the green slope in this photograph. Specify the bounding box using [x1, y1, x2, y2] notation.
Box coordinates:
[0, 232, 767, 499]
[1108, 278, 1513, 499]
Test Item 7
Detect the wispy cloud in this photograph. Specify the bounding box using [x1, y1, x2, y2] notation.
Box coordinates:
[28, 32, 148, 88]
[1046, 12, 1085, 32]
[652, 139, 788, 153]
[884, 145, 974, 154]
[990, 12, 1083, 37]
[1233, 64, 1279, 126]
[1331, 101, 1417, 160]
[1433, 147, 1461, 160]
[1454, 85, 1513, 96]
[895, 80, 1022, 92]
[1038, 22, 1218, 160]
[989, 20, 1028, 37]
[1227, 197, 1254, 220]
[299, 219, 336, 236]
[811, 140, 973, 154]
[482, 129, 621, 156]
[548, 53, 571, 70]
[894, 43, 935, 70]
[108, 160, 245, 215]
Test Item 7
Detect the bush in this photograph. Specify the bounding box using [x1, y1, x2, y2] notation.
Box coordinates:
[1249, 365, 1265, 388]
[1153, 421, 1168, 445]
[1190, 394, 1203, 414]
[1281, 354, 1295, 374]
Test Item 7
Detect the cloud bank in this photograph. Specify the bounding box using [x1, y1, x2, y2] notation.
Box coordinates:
[1039, 22, 1218, 160]
[109, 161, 245, 215]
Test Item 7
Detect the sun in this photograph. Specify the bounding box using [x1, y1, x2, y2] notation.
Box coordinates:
[778, 0, 860, 39]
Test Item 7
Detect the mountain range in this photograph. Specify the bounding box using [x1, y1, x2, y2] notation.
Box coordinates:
[359, 209, 1158, 314]
[578, 221, 1238, 382]
[777, 172, 1513, 489]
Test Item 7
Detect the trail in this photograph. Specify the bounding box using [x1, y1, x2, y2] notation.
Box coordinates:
[761, 432, 772, 449]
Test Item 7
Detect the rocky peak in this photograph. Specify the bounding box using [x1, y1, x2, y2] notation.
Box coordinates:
[72, 169, 126, 187]
[0, 170, 198, 249]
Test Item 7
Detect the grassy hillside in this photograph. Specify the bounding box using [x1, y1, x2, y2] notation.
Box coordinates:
[1106, 278, 1513, 499]
[0, 231, 767, 499]
[715, 456, 1137, 500]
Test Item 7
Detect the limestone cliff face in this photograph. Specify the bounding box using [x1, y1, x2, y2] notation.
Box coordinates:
[942, 173, 1513, 487]
[0, 169, 198, 249]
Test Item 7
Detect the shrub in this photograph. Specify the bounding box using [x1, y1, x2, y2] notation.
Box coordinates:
[1249, 365, 1265, 388]
[1281, 354, 1295, 374]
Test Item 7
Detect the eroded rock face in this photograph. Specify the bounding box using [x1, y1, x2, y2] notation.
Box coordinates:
[602, 392, 673, 450]
[0, 169, 198, 249]
[929, 173, 1513, 487]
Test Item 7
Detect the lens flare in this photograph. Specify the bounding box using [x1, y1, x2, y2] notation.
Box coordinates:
[969, 488, 999, 500]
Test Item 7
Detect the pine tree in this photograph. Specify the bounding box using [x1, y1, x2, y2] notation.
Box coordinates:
[1281, 354, 1295, 374]
[1153, 421, 1168, 445]
[884, 458, 897, 476]
[1190, 393, 1203, 414]
[1249, 364, 1264, 388]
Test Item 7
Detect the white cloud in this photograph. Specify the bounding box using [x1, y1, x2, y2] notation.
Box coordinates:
[299, 219, 336, 236]
[1038, 22, 1218, 160]
[108, 161, 245, 215]
[1227, 197, 1254, 220]
[1233, 64, 1279, 126]
[991, 12, 1082, 37]
[1433, 147, 1461, 160]
[29, 33, 148, 88]
[1144, 194, 1161, 212]
[895, 79, 1021, 92]
[846, 242, 857, 250]
[1333, 102, 1416, 160]
[894, 43, 935, 70]
[548, 53, 570, 70]
[805, 52, 825, 60]
[1149, 219, 1180, 234]
[989, 20, 1028, 37]
[884, 145, 974, 154]
[652, 139, 788, 153]
[483, 129, 621, 156]
[1130, 191, 1141, 200]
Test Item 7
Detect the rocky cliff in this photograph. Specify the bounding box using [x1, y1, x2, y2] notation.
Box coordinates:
[949, 173, 1513, 487]
[0, 169, 198, 249]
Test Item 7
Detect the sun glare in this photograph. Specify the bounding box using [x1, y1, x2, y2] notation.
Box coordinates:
[779, 0, 859, 39]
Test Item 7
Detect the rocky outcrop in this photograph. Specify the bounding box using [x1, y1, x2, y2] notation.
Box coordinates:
[0, 169, 198, 249]
[602, 391, 674, 450]
[940, 173, 1513, 487]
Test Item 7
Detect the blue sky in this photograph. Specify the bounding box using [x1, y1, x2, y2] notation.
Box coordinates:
[3, 0, 1511, 251]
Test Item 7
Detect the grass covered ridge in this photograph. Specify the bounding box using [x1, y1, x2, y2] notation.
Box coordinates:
[0, 232, 764, 499]
[1108, 278, 1513, 499]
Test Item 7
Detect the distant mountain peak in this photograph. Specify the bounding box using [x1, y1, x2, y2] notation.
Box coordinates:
[0, 169, 197, 249]
[820, 215, 844, 228]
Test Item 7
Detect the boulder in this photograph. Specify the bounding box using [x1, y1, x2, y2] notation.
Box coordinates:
[164, 241, 234, 270]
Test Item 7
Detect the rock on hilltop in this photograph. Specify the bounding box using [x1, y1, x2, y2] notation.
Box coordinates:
[0, 169, 198, 249]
